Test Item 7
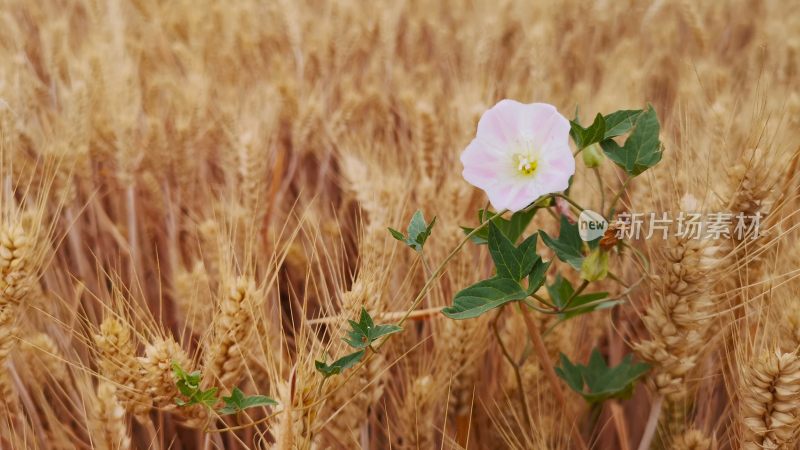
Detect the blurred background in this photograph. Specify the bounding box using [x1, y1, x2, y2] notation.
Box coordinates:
[0, 0, 799, 448]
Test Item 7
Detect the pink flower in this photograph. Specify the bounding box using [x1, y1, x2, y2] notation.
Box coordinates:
[461, 100, 575, 212]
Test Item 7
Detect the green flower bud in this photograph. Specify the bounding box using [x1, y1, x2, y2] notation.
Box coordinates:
[582, 143, 604, 168]
[580, 248, 609, 281]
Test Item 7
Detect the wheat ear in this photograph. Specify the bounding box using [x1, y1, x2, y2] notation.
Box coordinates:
[670, 428, 714, 450]
[94, 317, 152, 418]
[141, 336, 208, 427]
[204, 276, 261, 388]
[739, 351, 800, 449]
[90, 380, 132, 450]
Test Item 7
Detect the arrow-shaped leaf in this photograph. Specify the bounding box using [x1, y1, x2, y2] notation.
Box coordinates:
[461, 208, 537, 245]
[218, 387, 278, 415]
[601, 105, 662, 176]
[602, 109, 643, 139]
[343, 308, 403, 349]
[546, 276, 615, 320]
[527, 257, 551, 295]
[442, 277, 529, 320]
[315, 350, 366, 378]
[388, 210, 437, 252]
[556, 349, 650, 404]
[570, 113, 606, 149]
[540, 216, 584, 270]
[488, 222, 539, 280]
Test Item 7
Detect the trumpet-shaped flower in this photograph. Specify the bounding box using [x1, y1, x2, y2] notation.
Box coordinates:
[461, 100, 575, 212]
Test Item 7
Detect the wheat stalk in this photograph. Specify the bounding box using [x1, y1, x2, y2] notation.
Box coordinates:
[392, 374, 436, 449]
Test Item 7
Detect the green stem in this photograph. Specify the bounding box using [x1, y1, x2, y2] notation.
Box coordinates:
[419, 250, 433, 278]
[622, 241, 651, 272]
[606, 177, 632, 218]
[530, 293, 554, 309]
[542, 319, 560, 338]
[553, 193, 587, 213]
[492, 309, 534, 430]
[592, 167, 606, 213]
[522, 298, 559, 314]
[607, 271, 629, 289]
[562, 280, 589, 311]
[391, 209, 507, 329]
[560, 296, 621, 314]
[521, 199, 544, 213]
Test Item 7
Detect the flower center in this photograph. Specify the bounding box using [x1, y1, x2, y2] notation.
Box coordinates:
[514, 153, 539, 176]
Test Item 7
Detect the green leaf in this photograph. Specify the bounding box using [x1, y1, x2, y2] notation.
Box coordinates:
[493, 209, 537, 243]
[172, 361, 188, 379]
[561, 293, 619, 320]
[223, 386, 245, 407]
[240, 394, 277, 409]
[462, 208, 537, 245]
[460, 226, 488, 245]
[570, 113, 606, 149]
[546, 276, 615, 320]
[218, 387, 278, 415]
[540, 216, 584, 270]
[370, 324, 403, 340]
[172, 361, 219, 408]
[343, 307, 403, 349]
[442, 277, 528, 320]
[546, 275, 574, 309]
[603, 109, 643, 139]
[172, 361, 201, 387]
[488, 222, 539, 281]
[387, 228, 405, 241]
[176, 380, 195, 398]
[526, 258, 551, 295]
[196, 387, 219, 408]
[601, 105, 662, 176]
[556, 354, 584, 393]
[388, 210, 437, 252]
[187, 371, 202, 387]
[556, 350, 650, 404]
[407, 210, 437, 249]
[315, 350, 366, 378]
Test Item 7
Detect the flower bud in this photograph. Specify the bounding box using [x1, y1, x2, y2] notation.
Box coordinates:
[580, 248, 609, 281]
[555, 197, 576, 224]
[582, 143, 604, 168]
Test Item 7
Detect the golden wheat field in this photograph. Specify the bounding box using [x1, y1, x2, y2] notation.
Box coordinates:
[1, 0, 800, 448]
